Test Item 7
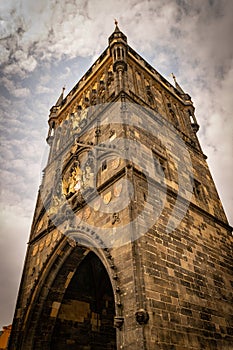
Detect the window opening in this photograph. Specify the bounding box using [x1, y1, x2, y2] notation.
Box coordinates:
[102, 159, 107, 171]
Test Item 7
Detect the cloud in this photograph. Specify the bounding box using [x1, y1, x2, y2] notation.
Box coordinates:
[0, 208, 29, 327]
[36, 85, 53, 94]
[0, 77, 31, 98]
[0, 0, 232, 329]
[14, 50, 37, 72]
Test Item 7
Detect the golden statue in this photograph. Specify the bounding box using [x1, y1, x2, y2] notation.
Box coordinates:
[65, 166, 83, 195]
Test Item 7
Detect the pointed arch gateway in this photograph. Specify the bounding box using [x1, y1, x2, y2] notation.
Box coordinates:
[27, 240, 117, 350]
[50, 251, 116, 349]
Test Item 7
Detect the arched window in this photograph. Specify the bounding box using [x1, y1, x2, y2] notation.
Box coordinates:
[117, 47, 121, 59]
[188, 109, 195, 124]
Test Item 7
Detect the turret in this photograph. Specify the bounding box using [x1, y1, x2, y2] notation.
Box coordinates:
[171, 73, 200, 133]
[46, 87, 65, 145]
[109, 21, 128, 93]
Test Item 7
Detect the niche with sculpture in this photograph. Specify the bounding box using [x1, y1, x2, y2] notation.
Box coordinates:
[62, 150, 95, 199]
[70, 106, 88, 133]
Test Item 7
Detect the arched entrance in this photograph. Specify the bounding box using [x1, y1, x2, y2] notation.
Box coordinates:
[50, 251, 116, 349]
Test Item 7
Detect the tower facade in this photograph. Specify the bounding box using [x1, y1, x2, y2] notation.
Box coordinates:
[9, 25, 233, 350]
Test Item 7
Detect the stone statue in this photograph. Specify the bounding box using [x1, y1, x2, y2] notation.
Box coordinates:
[62, 177, 69, 196]
[71, 112, 81, 131]
[65, 165, 83, 196]
[47, 194, 60, 217]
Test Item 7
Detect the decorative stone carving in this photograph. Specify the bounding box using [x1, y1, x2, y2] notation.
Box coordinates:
[32, 245, 38, 257]
[82, 164, 94, 189]
[62, 164, 82, 197]
[52, 230, 59, 241]
[99, 89, 105, 99]
[64, 206, 75, 228]
[114, 316, 124, 329]
[69, 167, 82, 194]
[63, 152, 95, 199]
[75, 211, 83, 225]
[112, 213, 120, 225]
[113, 181, 122, 197]
[70, 112, 81, 132]
[45, 234, 52, 247]
[69, 106, 89, 133]
[93, 198, 101, 212]
[39, 240, 45, 252]
[50, 195, 60, 213]
[67, 236, 76, 248]
[107, 71, 114, 85]
[135, 309, 149, 325]
[109, 129, 116, 141]
[103, 191, 112, 204]
[36, 218, 43, 233]
[83, 207, 91, 220]
[80, 108, 88, 120]
[112, 157, 120, 169]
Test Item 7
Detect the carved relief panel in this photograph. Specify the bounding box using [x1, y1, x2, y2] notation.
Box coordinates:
[62, 150, 95, 199]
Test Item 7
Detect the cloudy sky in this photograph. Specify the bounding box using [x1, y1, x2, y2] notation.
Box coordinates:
[0, 0, 232, 329]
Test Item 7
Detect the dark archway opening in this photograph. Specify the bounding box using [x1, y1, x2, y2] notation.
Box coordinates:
[50, 252, 116, 350]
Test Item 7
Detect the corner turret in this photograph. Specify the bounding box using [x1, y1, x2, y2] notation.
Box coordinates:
[46, 87, 65, 144]
[109, 21, 128, 93]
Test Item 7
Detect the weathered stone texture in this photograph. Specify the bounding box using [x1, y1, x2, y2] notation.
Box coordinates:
[9, 25, 232, 350]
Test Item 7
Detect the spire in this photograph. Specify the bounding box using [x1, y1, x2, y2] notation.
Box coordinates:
[114, 19, 120, 32]
[55, 86, 65, 107]
[108, 20, 127, 45]
[171, 73, 185, 94]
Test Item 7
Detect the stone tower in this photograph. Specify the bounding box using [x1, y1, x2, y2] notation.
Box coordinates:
[9, 24, 233, 350]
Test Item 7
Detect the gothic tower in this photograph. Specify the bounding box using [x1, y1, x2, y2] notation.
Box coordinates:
[9, 24, 233, 350]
